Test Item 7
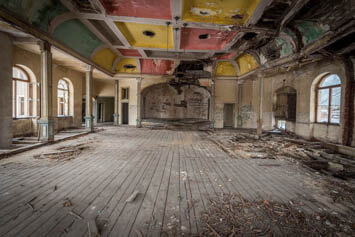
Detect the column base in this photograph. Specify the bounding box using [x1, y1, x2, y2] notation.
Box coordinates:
[113, 114, 120, 126]
[85, 116, 94, 132]
[136, 119, 142, 128]
[38, 118, 55, 142]
[210, 121, 214, 129]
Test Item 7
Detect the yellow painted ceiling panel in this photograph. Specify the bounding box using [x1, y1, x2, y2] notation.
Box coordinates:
[115, 22, 174, 49]
[182, 0, 261, 25]
[116, 58, 138, 73]
[216, 61, 237, 76]
[236, 54, 259, 75]
[92, 48, 116, 71]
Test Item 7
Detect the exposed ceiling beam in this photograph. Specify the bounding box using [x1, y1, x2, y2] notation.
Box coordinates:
[247, 0, 274, 25]
[279, 0, 311, 32]
[337, 42, 355, 55]
[172, 0, 182, 51]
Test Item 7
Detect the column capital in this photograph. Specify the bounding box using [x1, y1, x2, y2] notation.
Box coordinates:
[85, 64, 93, 72]
[38, 41, 51, 53]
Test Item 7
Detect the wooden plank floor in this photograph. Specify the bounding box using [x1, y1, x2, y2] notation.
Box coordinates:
[0, 127, 349, 236]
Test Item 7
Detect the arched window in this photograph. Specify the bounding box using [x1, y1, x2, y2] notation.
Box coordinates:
[12, 66, 30, 118]
[58, 79, 69, 116]
[316, 74, 341, 124]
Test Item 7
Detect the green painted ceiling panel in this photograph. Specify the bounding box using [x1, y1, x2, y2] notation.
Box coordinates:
[296, 21, 330, 45]
[0, 0, 68, 32]
[53, 19, 104, 59]
[276, 37, 293, 57]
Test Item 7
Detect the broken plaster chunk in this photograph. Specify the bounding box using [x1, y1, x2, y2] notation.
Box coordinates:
[327, 162, 344, 172]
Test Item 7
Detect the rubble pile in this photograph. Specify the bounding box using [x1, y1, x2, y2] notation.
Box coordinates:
[208, 130, 355, 180]
[200, 193, 355, 236]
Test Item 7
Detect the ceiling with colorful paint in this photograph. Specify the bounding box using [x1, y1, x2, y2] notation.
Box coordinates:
[0, 0, 354, 77]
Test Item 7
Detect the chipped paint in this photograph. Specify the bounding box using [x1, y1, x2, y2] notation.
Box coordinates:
[275, 37, 293, 58]
[182, 0, 261, 25]
[118, 49, 141, 57]
[92, 48, 116, 71]
[180, 28, 237, 51]
[53, 19, 104, 59]
[100, 0, 172, 20]
[140, 59, 174, 75]
[216, 61, 237, 76]
[236, 54, 258, 75]
[295, 21, 330, 45]
[0, 0, 68, 32]
[116, 58, 138, 73]
[217, 52, 235, 60]
[115, 22, 174, 49]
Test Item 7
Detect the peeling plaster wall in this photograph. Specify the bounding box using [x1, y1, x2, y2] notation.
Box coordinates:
[142, 83, 210, 120]
[12, 46, 84, 136]
[240, 59, 348, 144]
[214, 79, 238, 128]
[119, 79, 138, 126]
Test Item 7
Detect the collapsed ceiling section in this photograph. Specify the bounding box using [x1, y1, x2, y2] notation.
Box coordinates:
[0, 0, 353, 77]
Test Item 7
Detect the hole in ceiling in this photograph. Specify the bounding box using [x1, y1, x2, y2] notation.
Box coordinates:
[142, 30, 155, 37]
[199, 11, 209, 15]
[123, 64, 136, 69]
[243, 32, 258, 40]
[199, 34, 210, 40]
[232, 14, 244, 20]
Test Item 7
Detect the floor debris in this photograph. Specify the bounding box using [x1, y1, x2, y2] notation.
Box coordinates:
[126, 190, 140, 203]
[200, 193, 355, 236]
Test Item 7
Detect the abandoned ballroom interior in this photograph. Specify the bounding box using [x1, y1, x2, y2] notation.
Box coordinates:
[0, 0, 355, 236]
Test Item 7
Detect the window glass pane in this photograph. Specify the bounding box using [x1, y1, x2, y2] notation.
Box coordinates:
[15, 80, 28, 117]
[12, 81, 16, 117]
[317, 89, 329, 123]
[330, 87, 341, 123]
[12, 67, 27, 81]
[320, 74, 341, 87]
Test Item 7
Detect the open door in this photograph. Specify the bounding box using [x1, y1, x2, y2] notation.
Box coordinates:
[224, 104, 234, 128]
[122, 102, 129, 125]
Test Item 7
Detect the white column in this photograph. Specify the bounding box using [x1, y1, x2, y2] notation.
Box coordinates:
[257, 73, 264, 138]
[114, 80, 120, 125]
[136, 77, 142, 128]
[0, 33, 13, 148]
[38, 41, 55, 142]
[210, 79, 215, 128]
[85, 65, 94, 131]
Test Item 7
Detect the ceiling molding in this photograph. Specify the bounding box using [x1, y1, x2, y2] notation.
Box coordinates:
[49, 12, 76, 34]
[104, 19, 131, 47]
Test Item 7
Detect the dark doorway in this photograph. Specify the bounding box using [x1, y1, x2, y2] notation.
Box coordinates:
[97, 103, 104, 123]
[122, 102, 129, 125]
[224, 104, 234, 128]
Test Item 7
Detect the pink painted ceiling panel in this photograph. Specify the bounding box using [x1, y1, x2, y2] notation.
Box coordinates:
[140, 59, 174, 75]
[180, 28, 237, 51]
[100, 0, 172, 20]
[118, 49, 141, 57]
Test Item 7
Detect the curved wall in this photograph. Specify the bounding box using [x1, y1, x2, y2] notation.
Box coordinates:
[142, 83, 210, 120]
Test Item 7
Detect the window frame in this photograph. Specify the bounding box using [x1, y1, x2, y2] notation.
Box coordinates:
[57, 79, 70, 117]
[315, 74, 341, 125]
[121, 87, 129, 100]
[12, 65, 31, 119]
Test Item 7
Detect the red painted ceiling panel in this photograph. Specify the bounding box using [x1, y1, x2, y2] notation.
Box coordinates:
[118, 49, 142, 57]
[180, 28, 237, 51]
[140, 59, 174, 75]
[217, 52, 235, 60]
[100, 0, 172, 20]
